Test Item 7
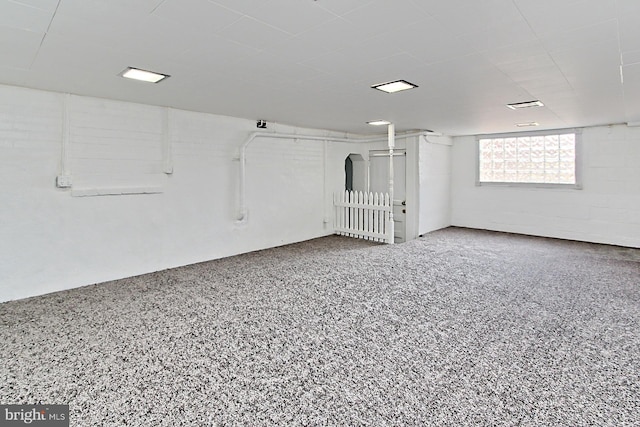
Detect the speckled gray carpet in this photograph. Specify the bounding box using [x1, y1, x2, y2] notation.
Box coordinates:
[1, 227, 639, 426]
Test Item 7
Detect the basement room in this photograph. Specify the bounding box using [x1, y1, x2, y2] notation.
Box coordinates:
[1, 0, 638, 425]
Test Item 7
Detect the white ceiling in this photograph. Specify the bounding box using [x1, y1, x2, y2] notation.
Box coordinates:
[1, 0, 639, 135]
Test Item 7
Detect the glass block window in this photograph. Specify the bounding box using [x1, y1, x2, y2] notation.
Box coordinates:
[478, 132, 576, 184]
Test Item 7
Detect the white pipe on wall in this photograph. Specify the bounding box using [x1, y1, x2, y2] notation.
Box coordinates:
[323, 140, 329, 224]
[236, 130, 439, 223]
[388, 123, 395, 244]
[59, 94, 71, 180]
[162, 107, 173, 174]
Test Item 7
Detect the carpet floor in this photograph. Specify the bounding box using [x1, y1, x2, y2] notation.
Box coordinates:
[1, 227, 639, 426]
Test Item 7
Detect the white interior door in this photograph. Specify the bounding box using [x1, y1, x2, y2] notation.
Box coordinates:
[369, 151, 406, 243]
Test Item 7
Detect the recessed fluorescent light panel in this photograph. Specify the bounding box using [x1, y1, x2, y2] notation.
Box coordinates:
[120, 67, 169, 83]
[506, 100, 544, 110]
[516, 122, 540, 127]
[367, 120, 391, 126]
[371, 79, 418, 93]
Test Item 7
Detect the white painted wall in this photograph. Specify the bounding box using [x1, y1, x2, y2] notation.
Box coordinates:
[336, 134, 453, 242]
[327, 142, 370, 195]
[0, 84, 346, 302]
[451, 124, 640, 248]
[418, 135, 452, 236]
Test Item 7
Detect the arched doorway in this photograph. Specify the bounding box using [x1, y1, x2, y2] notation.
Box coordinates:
[344, 153, 365, 192]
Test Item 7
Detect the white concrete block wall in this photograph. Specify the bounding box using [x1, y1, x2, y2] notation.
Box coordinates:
[69, 96, 165, 182]
[418, 135, 452, 236]
[330, 135, 454, 241]
[0, 84, 339, 302]
[451, 124, 640, 248]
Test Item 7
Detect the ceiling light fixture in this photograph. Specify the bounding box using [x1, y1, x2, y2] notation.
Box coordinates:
[120, 67, 170, 83]
[515, 122, 539, 127]
[506, 100, 544, 110]
[367, 120, 391, 126]
[371, 79, 418, 94]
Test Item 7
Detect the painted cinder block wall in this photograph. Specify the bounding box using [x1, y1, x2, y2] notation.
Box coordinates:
[418, 135, 452, 236]
[0, 83, 455, 302]
[451, 124, 640, 248]
[0, 84, 348, 302]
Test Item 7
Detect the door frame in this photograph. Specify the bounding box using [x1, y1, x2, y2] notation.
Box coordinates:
[368, 149, 407, 243]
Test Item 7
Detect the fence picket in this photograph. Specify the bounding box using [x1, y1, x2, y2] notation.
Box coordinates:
[353, 191, 359, 235]
[385, 193, 391, 242]
[372, 192, 379, 241]
[349, 190, 354, 237]
[332, 190, 392, 244]
[357, 191, 363, 238]
[362, 192, 369, 240]
[364, 193, 373, 240]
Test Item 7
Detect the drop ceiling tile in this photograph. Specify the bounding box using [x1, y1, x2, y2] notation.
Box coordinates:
[47, 12, 136, 51]
[517, 74, 574, 98]
[408, 34, 478, 65]
[173, 34, 261, 69]
[482, 41, 549, 66]
[125, 14, 224, 59]
[30, 33, 123, 72]
[314, 0, 375, 17]
[424, 0, 523, 35]
[616, 0, 640, 15]
[227, 51, 329, 85]
[48, 10, 198, 60]
[514, 0, 616, 36]
[623, 63, 640, 92]
[618, 13, 640, 53]
[285, 17, 372, 53]
[351, 52, 426, 85]
[10, 0, 59, 12]
[539, 19, 618, 54]
[493, 53, 557, 79]
[152, 0, 243, 34]
[240, 0, 336, 36]
[283, 71, 363, 100]
[409, 55, 501, 96]
[380, 20, 478, 65]
[0, 0, 53, 32]
[512, 0, 579, 17]
[261, 32, 334, 63]
[217, 16, 292, 50]
[57, 0, 164, 18]
[209, 0, 274, 16]
[342, 0, 429, 37]
[550, 39, 621, 89]
[0, 26, 42, 68]
[622, 50, 640, 66]
[340, 33, 414, 67]
[465, 18, 538, 52]
[299, 50, 362, 76]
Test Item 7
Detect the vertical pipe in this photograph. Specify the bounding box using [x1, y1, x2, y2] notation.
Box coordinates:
[162, 107, 173, 174]
[323, 140, 328, 225]
[61, 93, 70, 177]
[237, 134, 257, 222]
[388, 123, 395, 244]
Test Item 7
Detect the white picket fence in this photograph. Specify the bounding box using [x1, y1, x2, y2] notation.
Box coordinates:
[334, 191, 393, 243]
